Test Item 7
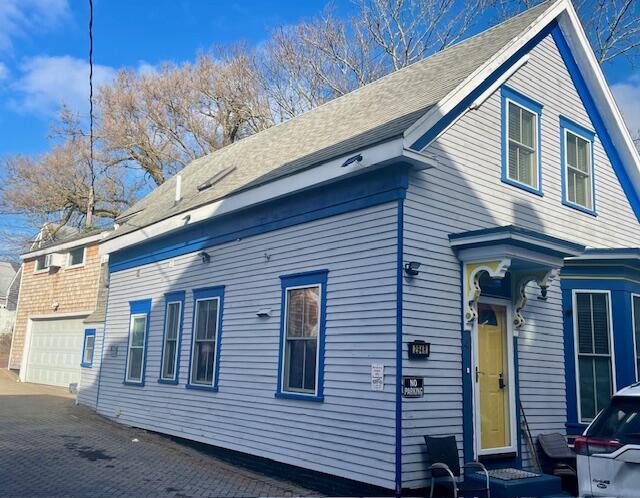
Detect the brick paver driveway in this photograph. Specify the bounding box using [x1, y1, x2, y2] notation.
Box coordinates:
[0, 370, 316, 498]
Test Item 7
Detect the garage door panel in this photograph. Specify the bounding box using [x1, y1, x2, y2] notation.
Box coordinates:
[25, 318, 86, 387]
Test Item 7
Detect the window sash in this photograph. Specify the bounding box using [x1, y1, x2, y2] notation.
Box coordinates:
[575, 292, 613, 423]
[161, 301, 182, 380]
[83, 335, 95, 364]
[35, 256, 47, 272]
[565, 130, 593, 209]
[190, 297, 219, 386]
[506, 100, 538, 189]
[283, 285, 321, 394]
[126, 314, 147, 382]
[68, 247, 85, 266]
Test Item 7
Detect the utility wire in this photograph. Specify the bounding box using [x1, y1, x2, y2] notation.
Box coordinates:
[87, 0, 95, 227]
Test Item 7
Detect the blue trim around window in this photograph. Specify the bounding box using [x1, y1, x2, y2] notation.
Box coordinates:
[123, 299, 152, 386]
[501, 85, 544, 196]
[80, 328, 96, 368]
[275, 269, 328, 402]
[560, 115, 597, 216]
[186, 286, 225, 392]
[158, 290, 185, 385]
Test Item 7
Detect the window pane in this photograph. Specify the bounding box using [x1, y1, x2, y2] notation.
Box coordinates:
[586, 397, 640, 446]
[594, 356, 613, 415]
[518, 148, 535, 187]
[579, 356, 596, 421]
[303, 340, 317, 391]
[84, 335, 95, 363]
[508, 103, 520, 141]
[193, 341, 214, 384]
[131, 317, 146, 347]
[592, 293, 610, 354]
[166, 302, 180, 340]
[520, 109, 535, 148]
[128, 348, 143, 381]
[196, 299, 217, 340]
[287, 289, 305, 337]
[69, 247, 84, 266]
[576, 293, 593, 354]
[567, 133, 577, 168]
[508, 142, 519, 180]
[162, 340, 176, 378]
[35, 256, 46, 271]
[286, 339, 305, 390]
[576, 137, 589, 172]
[302, 288, 319, 337]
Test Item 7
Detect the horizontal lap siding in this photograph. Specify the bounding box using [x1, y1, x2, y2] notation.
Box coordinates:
[77, 323, 103, 410]
[402, 34, 640, 487]
[97, 203, 399, 489]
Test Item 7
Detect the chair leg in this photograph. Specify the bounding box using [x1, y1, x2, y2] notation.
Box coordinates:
[429, 477, 434, 498]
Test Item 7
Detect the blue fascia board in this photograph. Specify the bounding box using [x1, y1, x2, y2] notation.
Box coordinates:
[110, 165, 410, 273]
[410, 21, 556, 151]
[186, 286, 225, 391]
[559, 115, 598, 216]
[501, 86, 544, 196]
[80, 328, 96, 368]
[158, 290, 186, 385]
[551, 26, 640, 222]
[275, 270, 328, 402]
[583, 247, 640, 256]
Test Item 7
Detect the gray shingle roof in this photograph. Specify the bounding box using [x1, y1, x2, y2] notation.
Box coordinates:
[110, 1, 555, 241]
[31, 224, 105, 252]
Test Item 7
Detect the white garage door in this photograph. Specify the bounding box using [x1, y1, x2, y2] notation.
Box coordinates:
[25, 317, 86, 387]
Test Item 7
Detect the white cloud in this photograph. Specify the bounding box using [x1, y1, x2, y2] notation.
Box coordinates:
[0, 62, 9, 82]
[611, 73, 640, 137]
[0, 0, 69, 53]
[10, 55, 117, 116]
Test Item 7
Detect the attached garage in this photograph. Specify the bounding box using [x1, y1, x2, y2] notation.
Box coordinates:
[24, 316, 87, 387]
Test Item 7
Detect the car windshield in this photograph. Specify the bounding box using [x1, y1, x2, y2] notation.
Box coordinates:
[586, 396, 640, 445]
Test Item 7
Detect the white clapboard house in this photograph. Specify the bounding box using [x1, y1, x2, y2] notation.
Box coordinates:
[78, 1, 640, 495]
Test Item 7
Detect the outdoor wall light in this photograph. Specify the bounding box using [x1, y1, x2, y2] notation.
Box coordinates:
[199, 251, 211, 263]
[404, 261, 422, 276]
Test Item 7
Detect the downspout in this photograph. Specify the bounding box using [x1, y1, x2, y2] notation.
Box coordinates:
[395, 197, 404, 496]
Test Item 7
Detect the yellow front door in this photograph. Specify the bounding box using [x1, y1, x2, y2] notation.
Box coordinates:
[477, 303, 511, 451]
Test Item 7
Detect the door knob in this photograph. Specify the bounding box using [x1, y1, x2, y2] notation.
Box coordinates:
[499, 373, 506, 389]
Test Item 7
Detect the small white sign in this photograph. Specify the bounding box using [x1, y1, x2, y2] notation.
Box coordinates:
[371, 364, 384, 391]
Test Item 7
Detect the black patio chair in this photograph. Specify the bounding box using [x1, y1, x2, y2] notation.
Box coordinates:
[537, 433, 577, 495]
[424, 435, 490, 498]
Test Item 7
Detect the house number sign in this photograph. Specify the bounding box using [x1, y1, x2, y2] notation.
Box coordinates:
[402, 377, 424, 398]
[408, 340, 431, 360]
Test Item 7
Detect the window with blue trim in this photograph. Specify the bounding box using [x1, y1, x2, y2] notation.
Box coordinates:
[125, 299, 151, 385]
[160, 291, 184, 383]
[561, 117, 596, 214]
[501, 86, 543, 195]
[188, 286, 224, 389]
[277, 270, 328, 401]
[81, 329, 96, 367]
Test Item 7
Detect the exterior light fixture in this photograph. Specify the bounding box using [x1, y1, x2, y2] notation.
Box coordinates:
[199, 251, 210, 263]
[341, 154, 363, 167]
[404, 261, 421, 276]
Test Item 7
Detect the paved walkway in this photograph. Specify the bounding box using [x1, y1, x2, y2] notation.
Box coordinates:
[0, 370, 316, 498]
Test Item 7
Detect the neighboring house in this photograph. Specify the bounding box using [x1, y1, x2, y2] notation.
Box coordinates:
[0, 262, 21, 368]
[9, 224, 110, 389]
[79, 0, 640, 495]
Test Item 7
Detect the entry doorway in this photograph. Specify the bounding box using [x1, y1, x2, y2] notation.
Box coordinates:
[474, 300, 517, 456]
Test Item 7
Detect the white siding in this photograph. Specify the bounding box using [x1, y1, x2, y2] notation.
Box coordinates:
[401, 33, 640, 487]
[97, 203, 399, 489]
[77, 322, 103, 410]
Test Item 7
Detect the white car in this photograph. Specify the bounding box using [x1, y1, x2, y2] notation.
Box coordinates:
[576, 382, 640, 497]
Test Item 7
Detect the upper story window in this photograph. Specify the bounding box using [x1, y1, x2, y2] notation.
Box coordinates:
[276, 270, 328, 401]
[561, 116, 596, 215]
[34, 255, 48, 273]
[188, 286, 224, 391]
[125, 299, 151, 386]
[573, 291, 614, 423]
[68, 246, 85, 267]
[501, 86, 543, 196]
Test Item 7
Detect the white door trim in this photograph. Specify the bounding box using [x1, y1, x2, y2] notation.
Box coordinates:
[472, 296, 518, 458]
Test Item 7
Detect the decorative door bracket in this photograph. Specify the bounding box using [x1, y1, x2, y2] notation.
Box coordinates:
[463, 259, 512, 330]
[512, 268, 559, 331]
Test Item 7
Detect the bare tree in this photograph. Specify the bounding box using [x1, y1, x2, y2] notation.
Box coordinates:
[492, 0, 640, 64]
[261, 0, 488, 120]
